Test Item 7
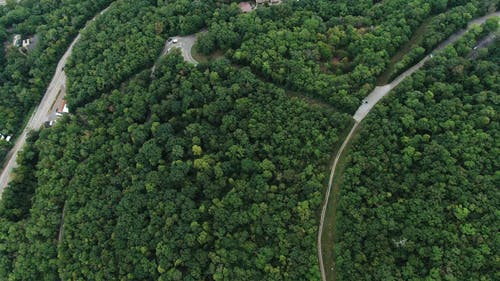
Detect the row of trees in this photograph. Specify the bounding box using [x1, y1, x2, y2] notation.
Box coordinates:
[332, 25, 499, 280]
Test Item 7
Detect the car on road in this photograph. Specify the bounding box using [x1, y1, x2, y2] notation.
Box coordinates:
[168, 38, 178, 43]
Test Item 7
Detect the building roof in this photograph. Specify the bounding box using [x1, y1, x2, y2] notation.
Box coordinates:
[58, 99, 69, 113]
[239, 2, 252, 13]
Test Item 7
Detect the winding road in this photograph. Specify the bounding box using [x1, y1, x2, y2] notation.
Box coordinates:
[0, 5, 112, 197]
[170, 34, 198, 65]
[0, 3, 498, 279]
[317, 11, 500, 281]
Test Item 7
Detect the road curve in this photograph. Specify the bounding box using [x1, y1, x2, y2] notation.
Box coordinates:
[354, 11, 500, 122]
[163, 34, 198, 64]
[318, 11, 500, 281]
[0, 5, 113, 197]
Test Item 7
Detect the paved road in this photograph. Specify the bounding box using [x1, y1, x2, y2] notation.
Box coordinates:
[151, 34, 198, 75]
[0, 5, 112, 197]
[163, 35, 198, 64]
[318, 11, 500, 281]
[353, 11, 500, 122]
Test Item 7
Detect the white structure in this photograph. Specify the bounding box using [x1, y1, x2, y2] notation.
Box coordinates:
[13, 34, 21, 47]
[22, 39, 30, 48]
[56, 99, 69, 116]
[0, 134, 12, 142]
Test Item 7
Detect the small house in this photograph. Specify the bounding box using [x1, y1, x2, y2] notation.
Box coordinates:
[56, 99, 69, 116]
[239, 2, 252, 13]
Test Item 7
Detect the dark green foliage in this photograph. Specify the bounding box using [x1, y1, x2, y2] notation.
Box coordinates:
[0, 53, 350, 280]
[65, 0, 217, 108]
[0, 1, 498, 280]
[65, 0, 165, 108]
[0, 131, 39, 277]
[334, 36, 499, 281]
[197, 0, 491, 115]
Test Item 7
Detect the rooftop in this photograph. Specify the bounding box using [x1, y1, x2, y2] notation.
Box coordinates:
[239, 2, 252, 13]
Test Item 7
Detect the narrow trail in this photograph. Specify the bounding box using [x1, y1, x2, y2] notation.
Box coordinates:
[317, 11, 500, 281]
[317, 122, 358, 281]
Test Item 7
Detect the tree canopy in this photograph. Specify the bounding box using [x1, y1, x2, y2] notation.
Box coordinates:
[333, 28, 499, 281]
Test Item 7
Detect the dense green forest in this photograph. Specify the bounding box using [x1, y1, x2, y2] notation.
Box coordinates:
[0, 0, 498, 280]
[65, 0, 215, 109]
[198, 0, 496, 113]
[332, 25, 499, 280]
[1, 53, 350, 280]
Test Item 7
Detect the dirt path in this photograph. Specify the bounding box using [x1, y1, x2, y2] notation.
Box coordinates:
[318, 11, 500, 281]
[317, 122, 358, 281]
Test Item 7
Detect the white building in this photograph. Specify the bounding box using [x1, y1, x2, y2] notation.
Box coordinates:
[22, 39, 31, 48]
